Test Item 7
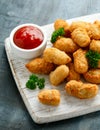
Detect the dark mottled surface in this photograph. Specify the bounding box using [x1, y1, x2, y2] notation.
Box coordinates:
[1, 0, 100, 129]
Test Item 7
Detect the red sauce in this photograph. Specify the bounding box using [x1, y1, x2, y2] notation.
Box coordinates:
[13, 26, 44, 49]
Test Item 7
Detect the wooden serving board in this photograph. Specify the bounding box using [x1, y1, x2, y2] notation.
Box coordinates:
[5, 13, 100, 124]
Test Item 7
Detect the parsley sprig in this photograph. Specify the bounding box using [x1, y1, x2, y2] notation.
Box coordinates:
[50, 27, 65, 43]
[26, 74, 45, 90]
[86, 50, 100, 68]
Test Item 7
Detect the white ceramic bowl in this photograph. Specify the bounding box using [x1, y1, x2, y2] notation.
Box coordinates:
[9, 23, 47, 59]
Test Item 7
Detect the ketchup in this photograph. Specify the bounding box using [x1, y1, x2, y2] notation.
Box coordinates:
[13, 26, 44, 49]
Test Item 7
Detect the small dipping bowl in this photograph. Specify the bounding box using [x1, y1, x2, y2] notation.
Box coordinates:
[9, 23, 47, 59]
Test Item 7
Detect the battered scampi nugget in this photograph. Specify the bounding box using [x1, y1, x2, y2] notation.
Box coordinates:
[54, 19, 69, 31]
[67, 63, 80, 81]
[53, 37, 79, 53]
[73, 49, 88, 74]
[87, 24, 100, 40]
[25, 58, 55, 74]
[97, 60, 100, 68]
[69, 21, 90, 32]
[65, 80, 98, 99]
[94, 20, 100, 26]
[83, 69, 100, 84]
[43, 47, 71, 65]
[50, 65, 69, 86]
[89, 40, 100, 53]
[38, 89, 60, 106]
[71, 28, 90, 47]
[65, 80, 83, 98]
[94, 20, 100, 28]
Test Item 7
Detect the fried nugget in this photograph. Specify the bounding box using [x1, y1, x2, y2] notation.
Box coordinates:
[50, 65, 69, 86]
[67, 63, 80, 81]
[89, 40, 100, 53]
[94, 20, 100, 27]
[83, 69, 100, 84]
[71, 28, 90, 47]
[53, 37, 79, 53]
[38, 89, 60, 106]
[87, 24, 100, 40]
[97, 60, 100, 68]
[73, 49, 88, 74]
[69, 21, 90, 32]
[54, 19, 69, 31]
[78, 83, 99, 99]
[65, 80, 83, 97]
[65, 80, 98, 99]
[43, 47, 71, 65]
[25, 58, 55, 74]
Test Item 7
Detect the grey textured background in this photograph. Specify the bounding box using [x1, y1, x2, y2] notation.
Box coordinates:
[1, 0, 100, 130]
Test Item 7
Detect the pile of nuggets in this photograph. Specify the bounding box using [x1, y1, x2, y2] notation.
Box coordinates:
[25, 19, 100, 106]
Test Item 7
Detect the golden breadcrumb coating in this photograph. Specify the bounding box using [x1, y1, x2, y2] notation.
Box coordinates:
[94, 20, 100, 28]
[87, 24, 100, 40]
[97, 60, 100, 68]
[73, 49, 88, 74]
[53, 37, 79, 53]
[43, 47, 71, 65]
[25, 58, 55, 74]
[50, 65, 69, 86]
[71, 28, 90, 47]
[83, 69, 100, 84]
[69, 21, 91, 32]
[67, 63, 80, 81]
[65, 80, 98, 99]
[54, 19, 69, 31]
[65, 80, 83, 97]
[89, 40, 100, 53]
[38, 89, 60, 106]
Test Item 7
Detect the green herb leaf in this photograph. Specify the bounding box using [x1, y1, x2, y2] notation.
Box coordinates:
[86, 50, 100, 68]
[26, 74, 45, 90]
[29, 74, 38, 82]
[26, 79, 37, 90]
[37, 78, 45, 89]
[50, 28, 65, 43]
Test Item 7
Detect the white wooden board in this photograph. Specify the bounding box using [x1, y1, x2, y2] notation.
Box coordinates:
[5, 13, 100, 124]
